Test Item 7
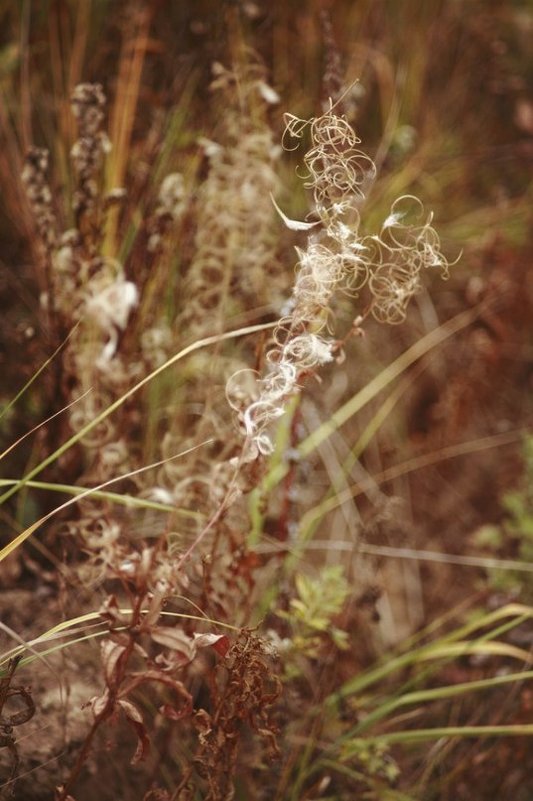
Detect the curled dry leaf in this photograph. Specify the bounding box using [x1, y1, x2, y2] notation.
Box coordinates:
[101, 639, 128, 686]
[124, 669, 193, 720]
[1, 685, 35, 727]
[150, 627, 197, 664]
[151, 627, 231, 666]
[87, 687, 110, 718]
[194, 632, 230, 657]
[118, 699, 150, 764]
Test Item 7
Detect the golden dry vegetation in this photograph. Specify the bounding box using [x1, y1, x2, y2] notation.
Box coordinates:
[1, 2, 533, 799]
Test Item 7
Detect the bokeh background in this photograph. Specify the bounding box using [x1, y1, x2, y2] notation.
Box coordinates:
[1, 2, 532, 800]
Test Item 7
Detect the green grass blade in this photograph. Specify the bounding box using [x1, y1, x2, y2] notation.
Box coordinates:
[0, 478, 198, 517]
[349, 670, 533, 736]
[0, 325, 78, 424]
[260, 306, 479, 501]
[0, 441, 212, 562]
[0, 320, 275, 508]
[358, 724, 533, 747]
[328, 605, 533, 703]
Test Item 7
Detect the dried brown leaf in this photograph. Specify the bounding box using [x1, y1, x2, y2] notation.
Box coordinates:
[99, 594, 124, 625]
[101, 639, 128, 685]
[124, 670, 193, 720]
[88, 687, 110, 718]
[151, 626, 196, 662]
[193, 633, 230, 656]
[118, 698, 150, 764]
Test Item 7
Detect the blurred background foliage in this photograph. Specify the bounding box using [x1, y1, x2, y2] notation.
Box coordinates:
[0, 1, 532, 799]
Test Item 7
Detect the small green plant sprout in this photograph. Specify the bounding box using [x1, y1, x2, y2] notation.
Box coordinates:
[337, 738, 400, 786]
[473, 434, 533, 599]
[275, 565, 350, 678]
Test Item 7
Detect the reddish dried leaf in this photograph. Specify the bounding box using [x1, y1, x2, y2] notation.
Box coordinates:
[101, 639, 128, 685]
[124, 670, 193, 719]
[99, 594, 123, 625]
[88, 687, 110, 718]
[194, 633, 231, 657]
[133, 641, 150, 660]
[151, 626, 196, 663]
[118, 699, 150, 764]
